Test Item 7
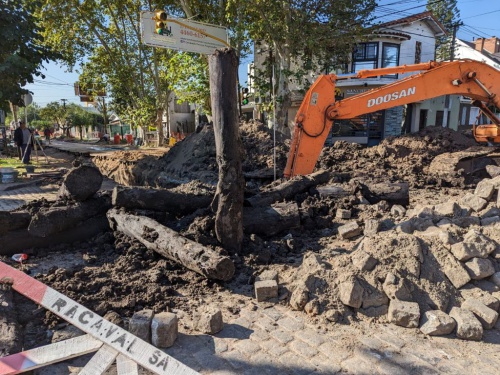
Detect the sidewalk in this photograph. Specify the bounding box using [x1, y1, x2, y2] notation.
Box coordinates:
[0, 183, 60, 211]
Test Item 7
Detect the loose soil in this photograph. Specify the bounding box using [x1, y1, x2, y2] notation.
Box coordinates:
[2, 122, 500, 357]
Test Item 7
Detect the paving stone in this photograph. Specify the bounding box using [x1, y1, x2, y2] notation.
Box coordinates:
[464, 257, 495, 279]
[388, 300, 420, 328]
[475, 179, 495, 200]
[419, 310, 456, 335]
[338, 221, 362, 239]
[461, 298, 499, 329]
[255, 270, 279, 283]
[441, 253, 471, 289]
[317, 341, 350, 363]
[351, 250, 378, 271]
[289, 339, 318, 358]
[339, 278, 364, 308]
[336, 208, 351, 219]
[277, 316, 304, 331]
[390, 204, 406, 217]
[248, 329, 270, 342]
[450, 229, 496, 261]
[233, 339, 262, 356]
[460, 193, 488, 212]
[434, 201, 461, 217]
[260, 307, 282, 321]
[151, 312, 178, 348]
[294, 329, 325, 347]
[341, 356, 382, 375]
[196, 306, 224, 335]
[309, 353, 342, 374]
[449, 307, 483, 341]
[364, 219, 380, 236]
[490, 272, 500, 287]
[248, 351, 282, 374]
[259, 338, 289, 357]
[254, 280, 279, 302]
[221, 350, 246, 369]
[270, 329, 294, 344]
[192, 350, 232, 372]
[127, 309, 154, 343]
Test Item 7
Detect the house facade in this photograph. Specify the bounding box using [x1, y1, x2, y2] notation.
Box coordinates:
[454, 37, 500, 131]
[252, 11, 453, 146]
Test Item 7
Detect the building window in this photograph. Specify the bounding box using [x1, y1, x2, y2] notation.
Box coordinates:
[352, 42, 378, 72]
[382, 43, 400, 78]
[415, 41, 422, 64]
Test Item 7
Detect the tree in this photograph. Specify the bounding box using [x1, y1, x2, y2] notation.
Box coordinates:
[0, 0, 60, 110]
[39, 102, 69, 136]
[427, 0, 461, 61]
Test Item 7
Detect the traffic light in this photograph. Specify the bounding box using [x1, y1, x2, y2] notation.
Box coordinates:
[153, 10, 168, 35]
[242, 88, 249, 105]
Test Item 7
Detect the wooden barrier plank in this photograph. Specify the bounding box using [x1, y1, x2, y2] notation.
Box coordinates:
[116, 355, 139, 375]
[0, 261, 199, 375]
[79, 345, 118, 375]
[0, 334, 102, 375]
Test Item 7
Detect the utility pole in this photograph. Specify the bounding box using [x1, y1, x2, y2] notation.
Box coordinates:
[60, 99, 67, 108]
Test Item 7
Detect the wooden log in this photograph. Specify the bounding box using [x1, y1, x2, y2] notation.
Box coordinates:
[361, 181, 410, 206]
[107, 208, 235, 281]
[112, 186, 212, 215]
[28, 196, 111, 237]
[0, 216, 110, 255]
[58, 165, 103, 201]
[246, 170, 330, 207]
[209, 48, 245, 252]
[0, 284, 23, 356]
[243, 202, 300, 237]
[0, 211, 31, 234]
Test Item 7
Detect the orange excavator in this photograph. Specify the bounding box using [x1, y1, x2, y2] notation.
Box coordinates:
[284, 59, 500, 178]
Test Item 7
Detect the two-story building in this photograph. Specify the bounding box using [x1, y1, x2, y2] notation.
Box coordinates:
[252, 11, 450, 146]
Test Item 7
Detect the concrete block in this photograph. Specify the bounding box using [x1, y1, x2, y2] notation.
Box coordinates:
[195, 307, 224, 335]
[128, 309, 154, 343]
[474, 179, 495, 201]
[486, 165, 500, 178]
[419, 310, 456, 336]
[450, 230, 496, 261]
[351, 250, 378, 271]
[255, 279, 278, 302]
[464, 258, 495, 280]
[339, 279, 364, 309]
[336, 208, 351, 219]
[388, 300, 420, 328]
[462, 298, 499, 329]
[449, 307, 483, 341]
[151, 312, 178, 348]
[363, 219, 380, 236]
[395, 220, 414, 234]
[460, 193, 488, 212]
[434, 201, 461, 217]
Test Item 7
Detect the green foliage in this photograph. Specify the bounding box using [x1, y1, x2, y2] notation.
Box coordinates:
[427, 0, 461, 61]
[0, 0, 60, 110]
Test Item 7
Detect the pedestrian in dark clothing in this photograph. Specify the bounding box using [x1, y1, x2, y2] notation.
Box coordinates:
[44, 127, 51, 144]
[13, 121, 32, 164]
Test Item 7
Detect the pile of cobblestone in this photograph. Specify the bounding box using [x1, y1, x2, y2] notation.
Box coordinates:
[280, 166, 500, 341]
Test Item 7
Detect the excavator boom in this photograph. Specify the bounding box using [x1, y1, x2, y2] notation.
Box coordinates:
[284, 59, 500, 178]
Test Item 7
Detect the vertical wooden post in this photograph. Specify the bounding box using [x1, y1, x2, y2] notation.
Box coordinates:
[208, 48, 244, 252]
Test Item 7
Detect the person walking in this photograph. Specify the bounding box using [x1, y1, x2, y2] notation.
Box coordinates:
[44, 127, 51, 144]
[13, 120, 33, 164]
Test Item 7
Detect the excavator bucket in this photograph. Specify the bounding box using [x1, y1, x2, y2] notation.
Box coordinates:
[473, 124, 500, 144]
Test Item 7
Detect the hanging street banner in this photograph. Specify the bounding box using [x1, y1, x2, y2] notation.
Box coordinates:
[140, 11, 229, 54]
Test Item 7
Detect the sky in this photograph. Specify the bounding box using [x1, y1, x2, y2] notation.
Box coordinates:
[25, 0, 500, 108]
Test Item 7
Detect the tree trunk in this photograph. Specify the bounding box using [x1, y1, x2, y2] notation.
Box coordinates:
[112, 186, 212, 214]
[208, 48, 244, 252]
[0, 285, 22, 356]
[0, 211, 31, 234]
[107, 209, 234, 281]
[246, 170, 330, 207]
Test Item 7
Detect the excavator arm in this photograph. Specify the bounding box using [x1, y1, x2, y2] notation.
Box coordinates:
[284, 59, 500, 178]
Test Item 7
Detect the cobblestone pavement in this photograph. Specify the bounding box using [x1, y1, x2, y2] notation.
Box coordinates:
[0, 183, 59, 211]
[158, 301, 500, 375]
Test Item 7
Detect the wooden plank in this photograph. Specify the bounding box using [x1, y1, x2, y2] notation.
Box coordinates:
[0, 261, 199, 375]
[78, 345, 118, 375]
[0, 334, 102, 375]
[116, 355, 139, 375]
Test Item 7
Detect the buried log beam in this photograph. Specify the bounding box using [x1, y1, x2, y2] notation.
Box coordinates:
[243, 202, 300, 237]
[112, 186, 212, 214]
[107, 208, 235, 281]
